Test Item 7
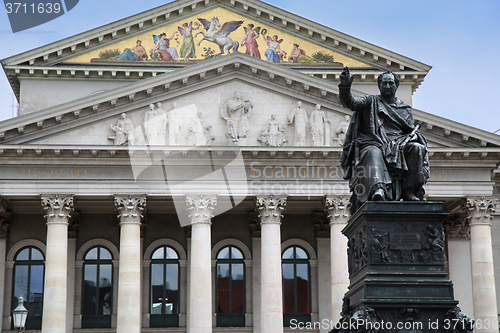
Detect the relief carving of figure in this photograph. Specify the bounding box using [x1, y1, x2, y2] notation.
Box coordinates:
[333, 115, 351, 146]
[220, 91, 253, 144]
[144, 103, 167, 145]
[168, 102, 182, 145]
[258, 114, 287, 147]
[310, 104, 327, 146]
[109, 113, 135, 145]
[288, 101, 309, 146]
[189, 112, 213, 146]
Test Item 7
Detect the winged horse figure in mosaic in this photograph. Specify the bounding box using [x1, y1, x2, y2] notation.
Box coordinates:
[196, 17, 243, 55]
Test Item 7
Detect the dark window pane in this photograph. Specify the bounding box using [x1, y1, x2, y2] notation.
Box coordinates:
[165, 264, 179, 314]
[83, 265, 97, 315]
[29, 265, 44, 316]
[296, 264, 309, 313]
[152, 247, 164, 260]
[217, 247, 230, 259]
[217, 263, 230, 313]
[85, 248, 98, 260]
[295, 248, 308, 259]
[14, 265, 28, 299]
[282, 263, 294, 313]
[99, 248, 112, 260]
[231, 264, 244, 314]
[31, 248, 44, 261]
[282, 248, 293, 259]
[166, 247, 178, 259]
[151, 264, 164, 314]
[231, 247, 243, 259]
[16, 248, 29, 261]
[99, 265, 112, 315]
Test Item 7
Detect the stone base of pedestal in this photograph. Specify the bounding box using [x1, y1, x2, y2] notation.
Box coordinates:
[334, 202, 473, 333]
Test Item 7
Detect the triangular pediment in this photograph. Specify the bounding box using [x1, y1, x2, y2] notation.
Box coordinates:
[0, 54, 498, 150]
[2, 0, 430, 73]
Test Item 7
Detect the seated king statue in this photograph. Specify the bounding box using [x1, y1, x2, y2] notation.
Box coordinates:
[338, 66, 429, 213]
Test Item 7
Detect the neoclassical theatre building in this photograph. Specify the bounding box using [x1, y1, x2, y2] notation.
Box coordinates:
[1, 1, 500, 333]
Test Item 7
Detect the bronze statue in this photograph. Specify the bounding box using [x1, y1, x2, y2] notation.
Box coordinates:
[339, 67, 429, 212]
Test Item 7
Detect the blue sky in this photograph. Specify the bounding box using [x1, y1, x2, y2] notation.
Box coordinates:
[1, 0, 499, 134]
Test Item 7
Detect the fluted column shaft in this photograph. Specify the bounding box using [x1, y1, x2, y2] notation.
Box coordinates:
[187, 195, 217, 333]
[115, 195, 146, 333]
[323, 196, 350, 324]
[466, 197, 498, 333]
[255, 196, 286, 333]
[41, 195, 74, 333]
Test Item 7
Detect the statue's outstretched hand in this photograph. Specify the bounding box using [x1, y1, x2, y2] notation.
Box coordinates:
[340, 66, 354, 87]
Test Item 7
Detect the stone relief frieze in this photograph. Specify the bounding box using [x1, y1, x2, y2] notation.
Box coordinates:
[67, 83, 357, 147]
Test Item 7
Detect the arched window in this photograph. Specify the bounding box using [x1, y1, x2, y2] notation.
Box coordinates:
[12, 246, 44, 329]
[216, 245, 245, 327]
[282, 245, 311, 326]
[82, 246, 113, 328]
[150, 246, 180, 327]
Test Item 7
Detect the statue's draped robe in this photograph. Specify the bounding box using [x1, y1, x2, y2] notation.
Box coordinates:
[339, 86, 429, 207]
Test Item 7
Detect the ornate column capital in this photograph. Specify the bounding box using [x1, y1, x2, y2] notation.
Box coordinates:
[0, 213, 11, 238]
[114, 195, 146, 224]
[254, 195, 287, 224]
[186, 195, 217, 225]
[464, 196, 498, 226]
[443, 215, 470, 239]
[323, 196, 351, 225]
[41, 194, 74, 224]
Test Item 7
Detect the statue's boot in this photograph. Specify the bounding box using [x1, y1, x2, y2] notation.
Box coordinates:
[371, 188, 385, 201]
[402, 188, 420, 201]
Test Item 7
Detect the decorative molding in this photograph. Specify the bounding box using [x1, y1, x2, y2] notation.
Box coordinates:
[143, 238, 187, 260]
[211, 238, 252, 260]
[254, 195, 287, 224]
[186, 195, 217, 225]
[464, 196, 498, 226]
[7, 239, 46, 261]
[248, 212, 261, 237]
[41, 194, 74, 224]
[443, 215, 470, 239]
[76, 238, 120, 261]
[114, 195, 146, 224]
[323, 195, 351, 224]
[281, 238, 317, 260]
[312, 212, 329, 238]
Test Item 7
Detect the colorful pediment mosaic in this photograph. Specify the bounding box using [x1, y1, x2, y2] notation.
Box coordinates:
[64, 7, 371, 67]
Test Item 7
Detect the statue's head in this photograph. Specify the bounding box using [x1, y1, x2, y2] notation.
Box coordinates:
[234, 91, 242, 99]
[315, 104, 321, 110]
[121, 113, 127, 118]
[136, 40, 142, 46]
[157, 102, 161, 108]
[172, 102, 177, 109]
[149, 103, 154, 110]
[297, 101, 302, 107]
[377, 71, 399, 98]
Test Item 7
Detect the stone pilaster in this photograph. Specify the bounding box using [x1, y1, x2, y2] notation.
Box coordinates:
[114, 195, 146, 333]
[41, 194, 74, 333]
[255, 196, 286, 333]
[323, 196, 351, 325]
[465, 197, 499, 332]
[67, 212, 79, 333]
[0, 211, 10, 332]
[186, 195, 216, 333]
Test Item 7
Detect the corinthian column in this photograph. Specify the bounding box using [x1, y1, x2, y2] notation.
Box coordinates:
[114, 195, 146, 333]
[465, 197, 499, 333]
[41, 195, 74, 333]
[323, 196, 350, 324]
[186, 195, 217, 333]
[255, 196, 286, 333]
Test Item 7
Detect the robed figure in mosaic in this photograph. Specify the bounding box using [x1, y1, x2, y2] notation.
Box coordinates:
[339, 67, 429, 212]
